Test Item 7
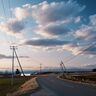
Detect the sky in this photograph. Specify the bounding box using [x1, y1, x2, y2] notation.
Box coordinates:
[0, 0, 96, 71]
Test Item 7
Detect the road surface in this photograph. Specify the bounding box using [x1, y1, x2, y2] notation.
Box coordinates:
[31, 76, 96, 96]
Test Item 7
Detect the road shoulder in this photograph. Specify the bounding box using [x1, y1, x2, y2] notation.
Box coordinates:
[7, 77, 39, 96]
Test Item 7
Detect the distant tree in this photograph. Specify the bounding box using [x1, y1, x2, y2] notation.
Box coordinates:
[15, 69, 21, 75]
[92, 69, 96, 72]
[4, 70, 11, 77]
[4, 70, 9, 75]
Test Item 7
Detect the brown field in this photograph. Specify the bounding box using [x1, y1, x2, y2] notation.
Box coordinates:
[0, 76, 33, 96]
[60, 72, 96, 84]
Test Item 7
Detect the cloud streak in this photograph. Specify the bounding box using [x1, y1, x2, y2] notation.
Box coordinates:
[23, 38, 69, 47]
[0, 54, 29, 59]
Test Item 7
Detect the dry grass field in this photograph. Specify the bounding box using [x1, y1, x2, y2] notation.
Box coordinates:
[0, 76, 32, 96]
[60, 72, 96, 84]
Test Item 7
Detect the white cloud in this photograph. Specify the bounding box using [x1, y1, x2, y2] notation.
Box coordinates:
[13, 4, 31, 21]
[32, 1, 85, 25]
[74, 16, 81, 23]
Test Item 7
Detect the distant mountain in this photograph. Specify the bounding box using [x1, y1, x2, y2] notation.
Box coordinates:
[0, 66, 93, 75]
[84, 64, 96, 69]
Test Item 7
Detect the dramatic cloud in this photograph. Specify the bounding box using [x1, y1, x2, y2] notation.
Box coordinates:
[17, 1, 95, 55]
[1, 0, 96, 56]
[31, 0, 85, 36]
[0, 0, 85, 38]
[23, 38, 69, 47]
[32, 1, 85, 25]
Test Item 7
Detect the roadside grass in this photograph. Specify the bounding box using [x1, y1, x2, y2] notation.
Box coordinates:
[0, 76, 32, 96]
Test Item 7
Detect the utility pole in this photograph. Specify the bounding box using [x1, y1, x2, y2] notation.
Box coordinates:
[10, 45, 25, 86]
[60, 61, 66, 72]
[60, 61, 67, 77]
[14, 49, 25, 77]
[10, 46, 16, 86]
[40, 63, 42, 74]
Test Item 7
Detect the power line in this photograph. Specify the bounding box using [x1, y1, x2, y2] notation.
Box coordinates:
[58, 35, 93, 66]
[20, 46, 42, 64]
[63, 42, 96, 66]
[1, 0, 7, 19]
[1, 0, 14, 45]
[8, 0, 16, 44]
[59, 42, 96, 75]
[8, 0, 12, 18]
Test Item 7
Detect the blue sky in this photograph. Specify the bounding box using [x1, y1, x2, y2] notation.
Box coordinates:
[0, 0, 96, 71]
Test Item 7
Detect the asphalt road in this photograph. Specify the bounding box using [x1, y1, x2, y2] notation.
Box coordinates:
[33, 76, 96, 96]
